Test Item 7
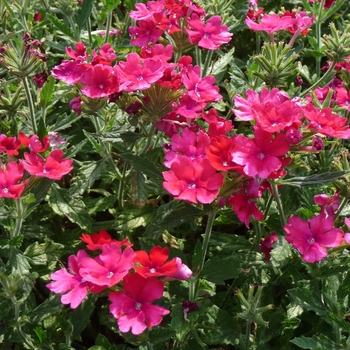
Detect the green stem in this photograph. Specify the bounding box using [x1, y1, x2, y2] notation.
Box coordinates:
[244, 320, 252, 350]
[300, 61, 336, 98]
[22, 77, 37, 134]
[141, 124, 156, 154]
[200, 206, 219, 271]
[315, 0, 325, 79]
[202, 50, 214, 77]
[270, 180, 286, 227]
[104, 10, 113, 43]
[189, 207, 219, 301]
[12, 296, 36, 349]
[13, 199, 24, 239]
[117, 161, 128, 209]
[334, 195, 348, 224]
[87, 18, 93, 46]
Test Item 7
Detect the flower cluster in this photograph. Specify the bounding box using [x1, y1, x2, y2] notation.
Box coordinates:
[0, 132, 72, 200]
[47, 230, 192, 335]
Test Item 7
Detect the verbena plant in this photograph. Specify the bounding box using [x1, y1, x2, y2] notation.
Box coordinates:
[1, 0, 350, 349]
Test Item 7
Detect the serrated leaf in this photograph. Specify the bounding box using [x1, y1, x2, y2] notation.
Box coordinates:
[28, 295, 63, 324]
[120, 151, 163, 180]
[46, 14, 75, 39]
[75, 0, 93, 29]
[71, 294, 98, 338]
[288, 287, 326, 316]
[270, 236, 292, 269]
[201, 256, 242, 285]
[148, 326, 177, 345]
[113, 208, 153, 231]
[290, 334, 338, 349]
[209, 231, 252, 255]
[24, 239, 64, 265]
[48, 184, 92, 231]
[85, 196, 117, 215]
[95, 333, 119, 350]
[105, 0, 121, 11]
[54, 112, 81, 132]
[69, 160, 106, 197]
[9, 249, 31, 275]
[83, 130, 103, 153]
[143, 201, 203, 237]
[278, 171, 350, 187]
[211, 47, 235, 77]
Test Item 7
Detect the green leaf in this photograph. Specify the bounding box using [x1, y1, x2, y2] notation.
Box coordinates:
[33, 326, 47, 344]
[278, 171, 350, 187]
[69, 160, 106, 197]
[270, 236, 292, 269]
[95, 334, 119, 350]
[28, 295, 63, 324]
[54, 112, 81, 132]
[24, 239, 64, 265]
[290, 334, 338, 349]
[143, 201, 203, 238]
[105, 0, 121, 11]
[85, 196, 117, 215]
[48, 184, 92, 231]
[209, 231, 252, 255]
[83, 130, 103, 153]
[75, 0, 93, 29]
[287, 286, 326, 316]
[119, 151, 163, 180]
[148, 327, 177, 345]
[46, 14, 75, 39]
[201, 256, 242, 285]
[170, 303, 193, 341]
[9, 249, 31, 275]
[40, 76, 56, 111]
[211, 47, 235, 77]
[71, 294, 98, 338]
[113, 208, 153, 231]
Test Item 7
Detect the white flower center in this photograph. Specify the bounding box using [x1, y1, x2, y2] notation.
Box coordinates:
[135, 302, 142, 310]
[107, 271, 114, 278]
[2, 188, 8, 193]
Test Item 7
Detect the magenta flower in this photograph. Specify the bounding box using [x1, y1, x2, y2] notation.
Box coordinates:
[109, 273, 170, 335]
[260, 232, 278, 261]
[47, 250, 105, 309]
[51, 60, 88, 84]
[79, 243, 135, 287]
[231, 127, 290, 179]
[116, 53, 166, 92]
[0, 162, 28, 200]
[185, 14, 232, 50]
[0, 134, 21, 155]
[20, 150, 73, 180]
[182, 65, 222, 103]
[129, 20, 163, 47]
[163, 157, 224, 204]
[246, 13, 294, 34]
[284, 214, 344, 263]
[80, 64, 120, 98]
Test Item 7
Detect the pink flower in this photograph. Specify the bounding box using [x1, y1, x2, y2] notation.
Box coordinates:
[47, 250, 105, 309]
[284, 214, 344, 263]
[80, 64, 120, 98]
[69, 96, 83, 115]
[20, 150, 73, 180]
[135, 246, 178, 278]
[185, 14, 232, 50]
[245, 13, 294, 34]
[19, 133, 50, 153]
[163, 157, 224, 204]
[164, 129, 209, 168]
[51, 60, 88, 84]
[231, 127, 290, 179]
[0, 162, 28, 200]
[116, 53, 166, 92]
[182, 66, 222, 103]
[303, 104, 350, 139]
[79, 243, 135, 287]
[109, 273, 170, 335]
[314, 192, 340, 218]
[129, 20, 163, 47]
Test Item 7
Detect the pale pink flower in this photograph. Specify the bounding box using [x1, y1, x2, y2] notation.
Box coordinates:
[109, 273, 169, 335]
[284, 214, 344, 263]
[47, 250, 105, 309]
[245, 13, 294, 34]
